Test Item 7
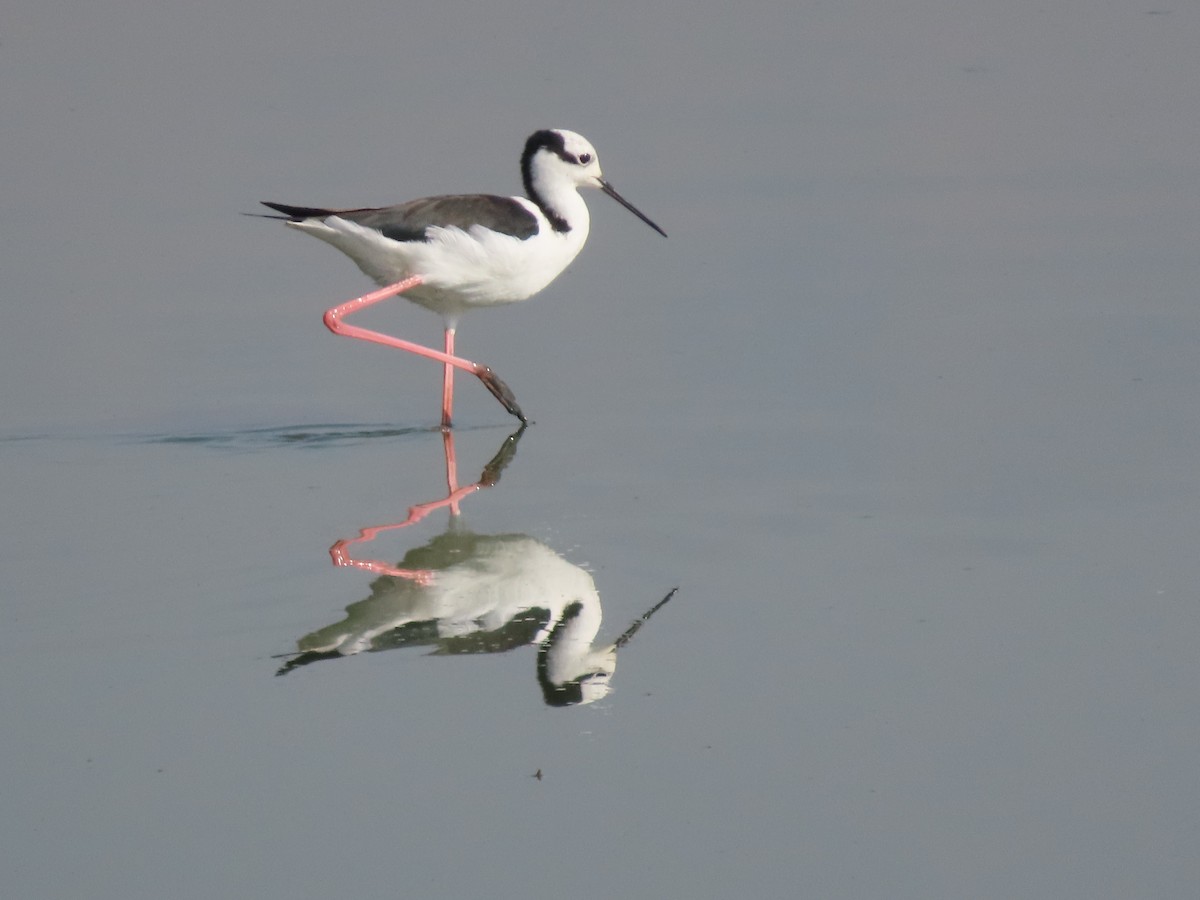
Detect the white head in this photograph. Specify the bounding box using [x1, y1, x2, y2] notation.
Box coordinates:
[536, 587, 677, 707]
[521, 129, 667, 237]
[521, 129, 602, 191]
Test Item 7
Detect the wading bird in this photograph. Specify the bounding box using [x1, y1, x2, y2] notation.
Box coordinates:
[259, 129, 666, 426]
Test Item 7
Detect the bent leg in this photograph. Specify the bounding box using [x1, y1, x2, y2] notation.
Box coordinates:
[322, 276, 526, 424]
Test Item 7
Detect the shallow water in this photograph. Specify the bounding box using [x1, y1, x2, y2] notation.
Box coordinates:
[3, 2, 1199, 898]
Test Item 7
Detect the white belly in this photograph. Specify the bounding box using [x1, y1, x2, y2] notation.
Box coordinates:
[290, 214, 589, 319]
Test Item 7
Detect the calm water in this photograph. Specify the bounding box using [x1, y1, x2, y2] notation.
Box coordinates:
[3, 2, 1198, 898]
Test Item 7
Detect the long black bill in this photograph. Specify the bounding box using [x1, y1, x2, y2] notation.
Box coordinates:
[614, 587, 678, 649]
[600, 180, 668, 238]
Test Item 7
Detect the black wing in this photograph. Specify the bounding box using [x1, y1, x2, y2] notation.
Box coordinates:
[259, 195, 540, 242]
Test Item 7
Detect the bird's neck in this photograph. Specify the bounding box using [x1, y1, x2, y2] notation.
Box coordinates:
[525, 175, 590, 236]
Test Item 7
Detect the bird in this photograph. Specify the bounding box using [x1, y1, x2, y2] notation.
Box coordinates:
[284, 526, 677, 706]
[275, 427, 678, 706]
[258, 128, 666, 427]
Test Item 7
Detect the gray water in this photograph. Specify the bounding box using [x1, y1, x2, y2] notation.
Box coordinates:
[3, 2, 1198, 898]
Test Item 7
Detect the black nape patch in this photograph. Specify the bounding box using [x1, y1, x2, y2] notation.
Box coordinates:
[521, 129, 568, 172]
[521, 130, 574, 234]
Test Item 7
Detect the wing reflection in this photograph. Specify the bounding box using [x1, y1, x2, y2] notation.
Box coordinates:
[277, 428, 675, 707]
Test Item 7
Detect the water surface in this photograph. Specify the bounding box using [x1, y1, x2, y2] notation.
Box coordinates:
[3, 2, 1198, 898]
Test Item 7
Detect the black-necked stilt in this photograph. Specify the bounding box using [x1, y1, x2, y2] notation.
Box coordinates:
[277, 427, 677, 706]
[259, 128, 666, 427]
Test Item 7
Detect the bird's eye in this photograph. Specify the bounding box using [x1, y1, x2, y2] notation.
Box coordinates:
[578, 153, 592, 164]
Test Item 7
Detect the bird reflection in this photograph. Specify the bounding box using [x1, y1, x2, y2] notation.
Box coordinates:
[277, 428, 675, 707]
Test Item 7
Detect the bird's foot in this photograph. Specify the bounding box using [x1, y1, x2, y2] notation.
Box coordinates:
[474, 366, 527, 424]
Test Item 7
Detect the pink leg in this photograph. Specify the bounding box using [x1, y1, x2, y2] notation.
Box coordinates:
[329, 426, 526, 578]
[329, 429, 470, 580]
[328, 477, 479, 583]
[329, 428, 504, 580]
[323, 277, 526, 425]
[442, 427, 464, 516]
[441, 326, 456, 428]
